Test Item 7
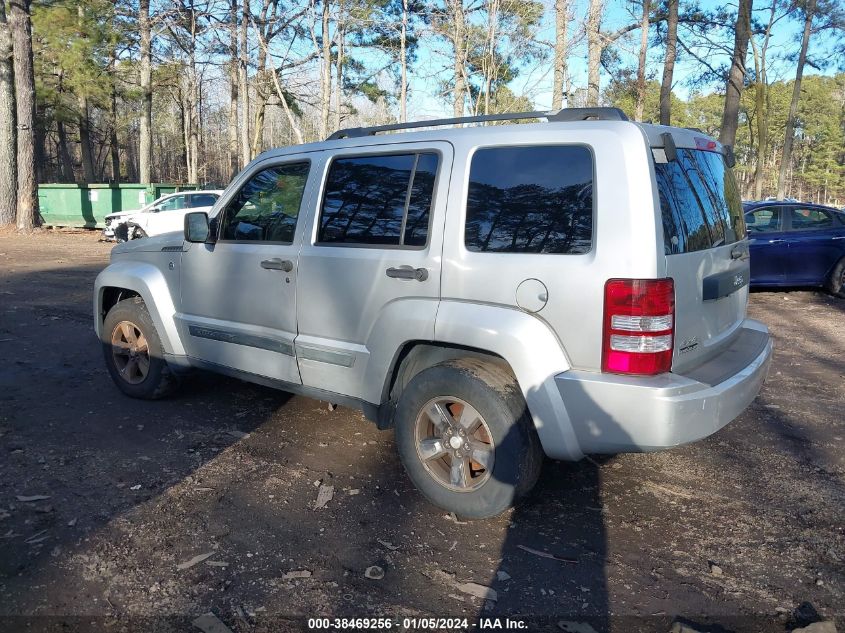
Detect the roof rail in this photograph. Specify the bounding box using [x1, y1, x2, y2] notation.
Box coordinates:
[327, 107, 629, 140]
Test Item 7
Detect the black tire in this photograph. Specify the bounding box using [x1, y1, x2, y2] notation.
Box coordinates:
[394, 359, 543, 519]
[102, 297, 178, 399]
[826, 257, 845, 299]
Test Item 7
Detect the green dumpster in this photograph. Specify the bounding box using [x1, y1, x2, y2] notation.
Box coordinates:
[38, 183, 200, 229]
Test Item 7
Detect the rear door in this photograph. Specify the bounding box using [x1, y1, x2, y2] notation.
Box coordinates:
[295, 142, 450, 400]
[784, 206, 844, 284]
[745, 205, 789, 284]
[654, 142, 749, 373]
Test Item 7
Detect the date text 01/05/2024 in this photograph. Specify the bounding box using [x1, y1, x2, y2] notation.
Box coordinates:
[306, 617, 528, 630]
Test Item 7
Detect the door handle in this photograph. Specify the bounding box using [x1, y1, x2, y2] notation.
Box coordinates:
[386, 266, 429, 281]
[832, 236, 845, 240]
[767, 239, 785, 244]
[730, 245, 748, 260]
[260, 258, 294, 272]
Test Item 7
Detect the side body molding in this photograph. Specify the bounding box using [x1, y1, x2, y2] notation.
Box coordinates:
[434, 301, 583, 461]
[94, 261, 185, 357]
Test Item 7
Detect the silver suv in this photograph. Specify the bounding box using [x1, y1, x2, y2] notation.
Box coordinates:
[94, 108, 772, 518]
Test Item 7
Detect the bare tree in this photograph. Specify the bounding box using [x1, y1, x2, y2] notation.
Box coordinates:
[399, 0, 409, 121]
[228, 0, 239, 179]
[634, 0, 650, 120]
[749, 0, 789, 199]
[10, 0, 38, 231]
[719, 0, 752, 147]
[318, 0, 332, 138]
[585, 0, 639, 106]
[0, 0, 16, 226]
[777, 0, 816, 199]
[659, 0, 678, 124]
[239, 0, 250, 165]
[451, 0, 467, 116]
[139, 0, 152, 183]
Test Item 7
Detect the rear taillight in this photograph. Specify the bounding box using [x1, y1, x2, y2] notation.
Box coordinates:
[602, 278, 675, 375]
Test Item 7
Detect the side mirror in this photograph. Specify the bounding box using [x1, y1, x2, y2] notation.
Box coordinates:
[184, 211, 211, 243]
[152, 205, 162, 213]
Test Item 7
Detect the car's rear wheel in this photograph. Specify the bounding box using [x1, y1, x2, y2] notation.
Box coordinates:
[102, 297, 178, 399]
[394, 359, 543, 519]
[827, 257, 845, 299]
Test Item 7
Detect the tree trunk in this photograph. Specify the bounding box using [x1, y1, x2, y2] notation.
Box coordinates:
[319, 0, 331, 138]
[634, 0, 650, 121]
[399, 0, 408, 122]
[659, 0, 677, 125]
[0, 0, 16, 226]
[777, 0, 815, 200]
[750, 36, 766, 200]
[719, 0, 752, 147]
[239, 0, 250, 165]
[228, 0, 239, 179]
[552, 0, 569, 110]
[109, 53, 120, 182]
[334, 23, 344, 132]
[56, 120, 75, 183]
[10, 0, 37, 231]
[586, 0, 603, 107]
[139, 0, 152, 183]
[452, 0, 466, 117]
[77, 93, 95, 183]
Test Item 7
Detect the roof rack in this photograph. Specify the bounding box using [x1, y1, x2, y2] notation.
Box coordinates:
[327, 107, 629, 140]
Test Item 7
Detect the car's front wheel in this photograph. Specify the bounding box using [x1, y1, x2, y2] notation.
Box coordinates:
[394, 359, 543, 519]
[102, 297, 178, 399]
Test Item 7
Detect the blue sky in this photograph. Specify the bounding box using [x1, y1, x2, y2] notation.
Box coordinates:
[400, 0, 841, 119]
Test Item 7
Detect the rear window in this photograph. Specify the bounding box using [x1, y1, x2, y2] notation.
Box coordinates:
[655, 149, 745, 255]
[465, 145, 593, 255]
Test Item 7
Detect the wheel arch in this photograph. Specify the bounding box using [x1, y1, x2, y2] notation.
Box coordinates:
[94, 262, 185, 356]
[377, 301, 584, 461]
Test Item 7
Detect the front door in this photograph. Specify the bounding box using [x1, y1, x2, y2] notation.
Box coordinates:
[178, 158, 316, 384]
[746, 205, 788, 284]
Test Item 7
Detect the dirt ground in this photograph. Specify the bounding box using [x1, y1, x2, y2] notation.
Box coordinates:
[0, 230, 842, 633]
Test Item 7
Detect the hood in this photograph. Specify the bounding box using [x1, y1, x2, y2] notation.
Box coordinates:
[106, 209, 143, 220]
[111, 232, 185, 257]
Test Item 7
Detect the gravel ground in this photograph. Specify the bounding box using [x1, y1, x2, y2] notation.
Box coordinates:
[0, 230, 842, 633]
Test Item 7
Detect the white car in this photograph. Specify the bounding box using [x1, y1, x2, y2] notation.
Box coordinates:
[103, 190, 223, 241]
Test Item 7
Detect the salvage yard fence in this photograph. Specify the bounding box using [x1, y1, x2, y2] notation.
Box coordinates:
[37, 184, 201, 229]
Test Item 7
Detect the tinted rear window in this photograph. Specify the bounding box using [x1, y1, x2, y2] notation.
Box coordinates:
[465, 145, 593, 254]
[655, 149, 745, 254]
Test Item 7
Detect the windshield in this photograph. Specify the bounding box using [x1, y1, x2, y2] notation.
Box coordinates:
[654, 149, 746, 255]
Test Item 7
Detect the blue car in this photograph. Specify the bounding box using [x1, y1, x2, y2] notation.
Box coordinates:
[743, 201, 845, 298]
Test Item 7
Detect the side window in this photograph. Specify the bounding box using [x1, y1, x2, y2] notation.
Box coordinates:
[745, 207, 781, 233]
[189, 193, 219, 208]
[221, 162, 310, 242]
[790, 207, 833, 230]
[159, 195, 185, 212]
[465, 145, 593, 254]
[318, 152, 439, 247]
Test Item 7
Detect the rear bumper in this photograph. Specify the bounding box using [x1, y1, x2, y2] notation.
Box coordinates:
[555, 319, 772, 454]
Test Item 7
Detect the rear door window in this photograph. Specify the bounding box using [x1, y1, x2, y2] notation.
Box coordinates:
[655, 149, 745, 254]
[790, 207, 833, 230]
[318, 152, 439, 247]
[745, 207, 782, 233]
[464, 145, 593, 254]
[189, 193, 219, 208]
